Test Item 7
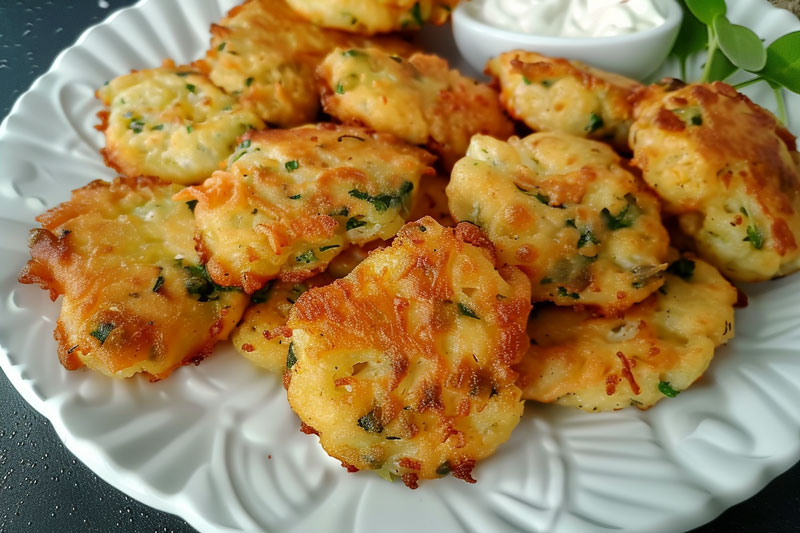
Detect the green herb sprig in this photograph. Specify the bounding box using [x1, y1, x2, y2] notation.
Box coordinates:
[670, 0, 800, 123]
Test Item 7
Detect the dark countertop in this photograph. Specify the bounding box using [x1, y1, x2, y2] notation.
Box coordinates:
[0, 1, 798, 532]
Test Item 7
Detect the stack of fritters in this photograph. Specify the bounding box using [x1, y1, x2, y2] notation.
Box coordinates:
[18, 0, 800, 488]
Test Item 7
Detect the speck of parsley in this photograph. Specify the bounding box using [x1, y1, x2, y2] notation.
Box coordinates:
[238, 139, 251, 149]
[186, 83, 196, 93]
[217, 42, 226, 51]
[250, 281, 274, 304]
[184, 263, 238, 302]
[658, 381, 680, 398]
[152, 275, 165, 293]
[540, 277, 553, 285]
[289, 194, 302, 200]
[319, 244, 340, 252]
[565, 218, 577, 228]
[740, 207, 748, 216]
[335, 82, 345, 94]
[285, 160, 299, 172]
[667, 258, 695, 280]
[152, 124, 164, 131]
[346, 217, 367, 230]
[577, 228, 599, 248]
[186, 125, 193, 133]
[435, 461, 451, 476]
[457, 303, 480, 319]
[295, 250, 316, 264]
[522, 76, 532, 85]
[129, 119, 145, 134]
[690, 115, 703, 126]
[186, 200, 198, 213]
[541, 79, 554, 87]
[245, 77, 254, 87]
[744, 225, 764, 249]
[586, 112, 604, 133]
[331, 207, 349, 217]
[357, 410, 383, 433]
[342, 49, 362, 57]
[557, 286, 580, 299]
[409, 2, 423, 26]
[419, 225, 427, 232]
[90, 322, 115, 345]
[601, 195, 639, 230]
[286, 342, 297, 369]
[348, 182, 413, 213]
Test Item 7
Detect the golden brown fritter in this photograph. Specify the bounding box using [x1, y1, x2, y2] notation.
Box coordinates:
[630, 81, 800, 282]
[516, 254, 736, 411]
[286, 218, 531, 487]
[97, 61, 264, 185]
[198, 0, 416, 127]
[174, 124, 435, 294]
[486, 51, 642, 152]
[17, 177, 248, 380]
[232, 242, 385, 372]
[286, 0, 460, 34]
[447, 132, 670, 314]
[317, 47, 515, 169]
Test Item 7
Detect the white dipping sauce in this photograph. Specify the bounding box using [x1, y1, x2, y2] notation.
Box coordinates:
[477, 0, 667, 38]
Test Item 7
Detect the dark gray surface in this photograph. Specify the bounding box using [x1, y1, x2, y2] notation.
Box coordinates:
[0, 1, 797, 532]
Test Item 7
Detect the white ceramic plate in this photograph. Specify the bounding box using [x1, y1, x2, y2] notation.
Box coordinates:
[1, 1, 799, 532]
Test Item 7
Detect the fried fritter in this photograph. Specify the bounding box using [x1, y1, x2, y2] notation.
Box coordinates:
[97, 62, 263, 185]
[447, 132, 670, 314]
[199, 0, 416, 127]
[174, 124, 435, 294]
[317, 48, 515, 169]
[630, 81, 800, 281]
[286, 0, 459, 34]
[516, 254, 736, 411]
[286, 218, 531, 487]
[486, 51, 642, 152]
[17, 176, 248, 380]
[232, 242, 385, 372]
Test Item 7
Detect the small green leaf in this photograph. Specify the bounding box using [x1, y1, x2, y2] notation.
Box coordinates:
[250, 281, 274, 304]
[744, 225, 764, 249]
[577, 229, 598, 249]
[245, 77, 254, 87]
[152, 124, 164, 131]
[658, 380, 680, 398]
[186, 125, 193, 133]
[667, 258, 695, 280]
[217, 42, 226, 51]
[601, 196, 640, 230]
[557, 286, 580, 299]
[186, 83, 196, 93]
[90, 322, 115, 345]
[319, 244, 340, 252]
[336, 82, 345, 94]
[342, 49, 362, 57]
[409, 2, 423, 27]
[436, 461, 451, 476]
[152, 275, 165, 293]
[760, 31, 800, 93]
[670, 1, 708, 64]
[285, 160, 299, 172]
[346, 217, 367, 230]
[522, 76, 532, 85]
[457, 303, 480, 319]
[186, 199, 198, 213]
[713, 14, 766, 72]
[685, 0, 726, 25]
[585, 112, 604, 133]
[357, 410, 383, 433]
[129, 119, 145, 134]
[295, 250, 317, 264]
[286, 342, 297, 369]
[705, 48, 738, 82]
[238, 139, 251, 149]
[540, 277, 553, 285]
[289, 194, 302, 200]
